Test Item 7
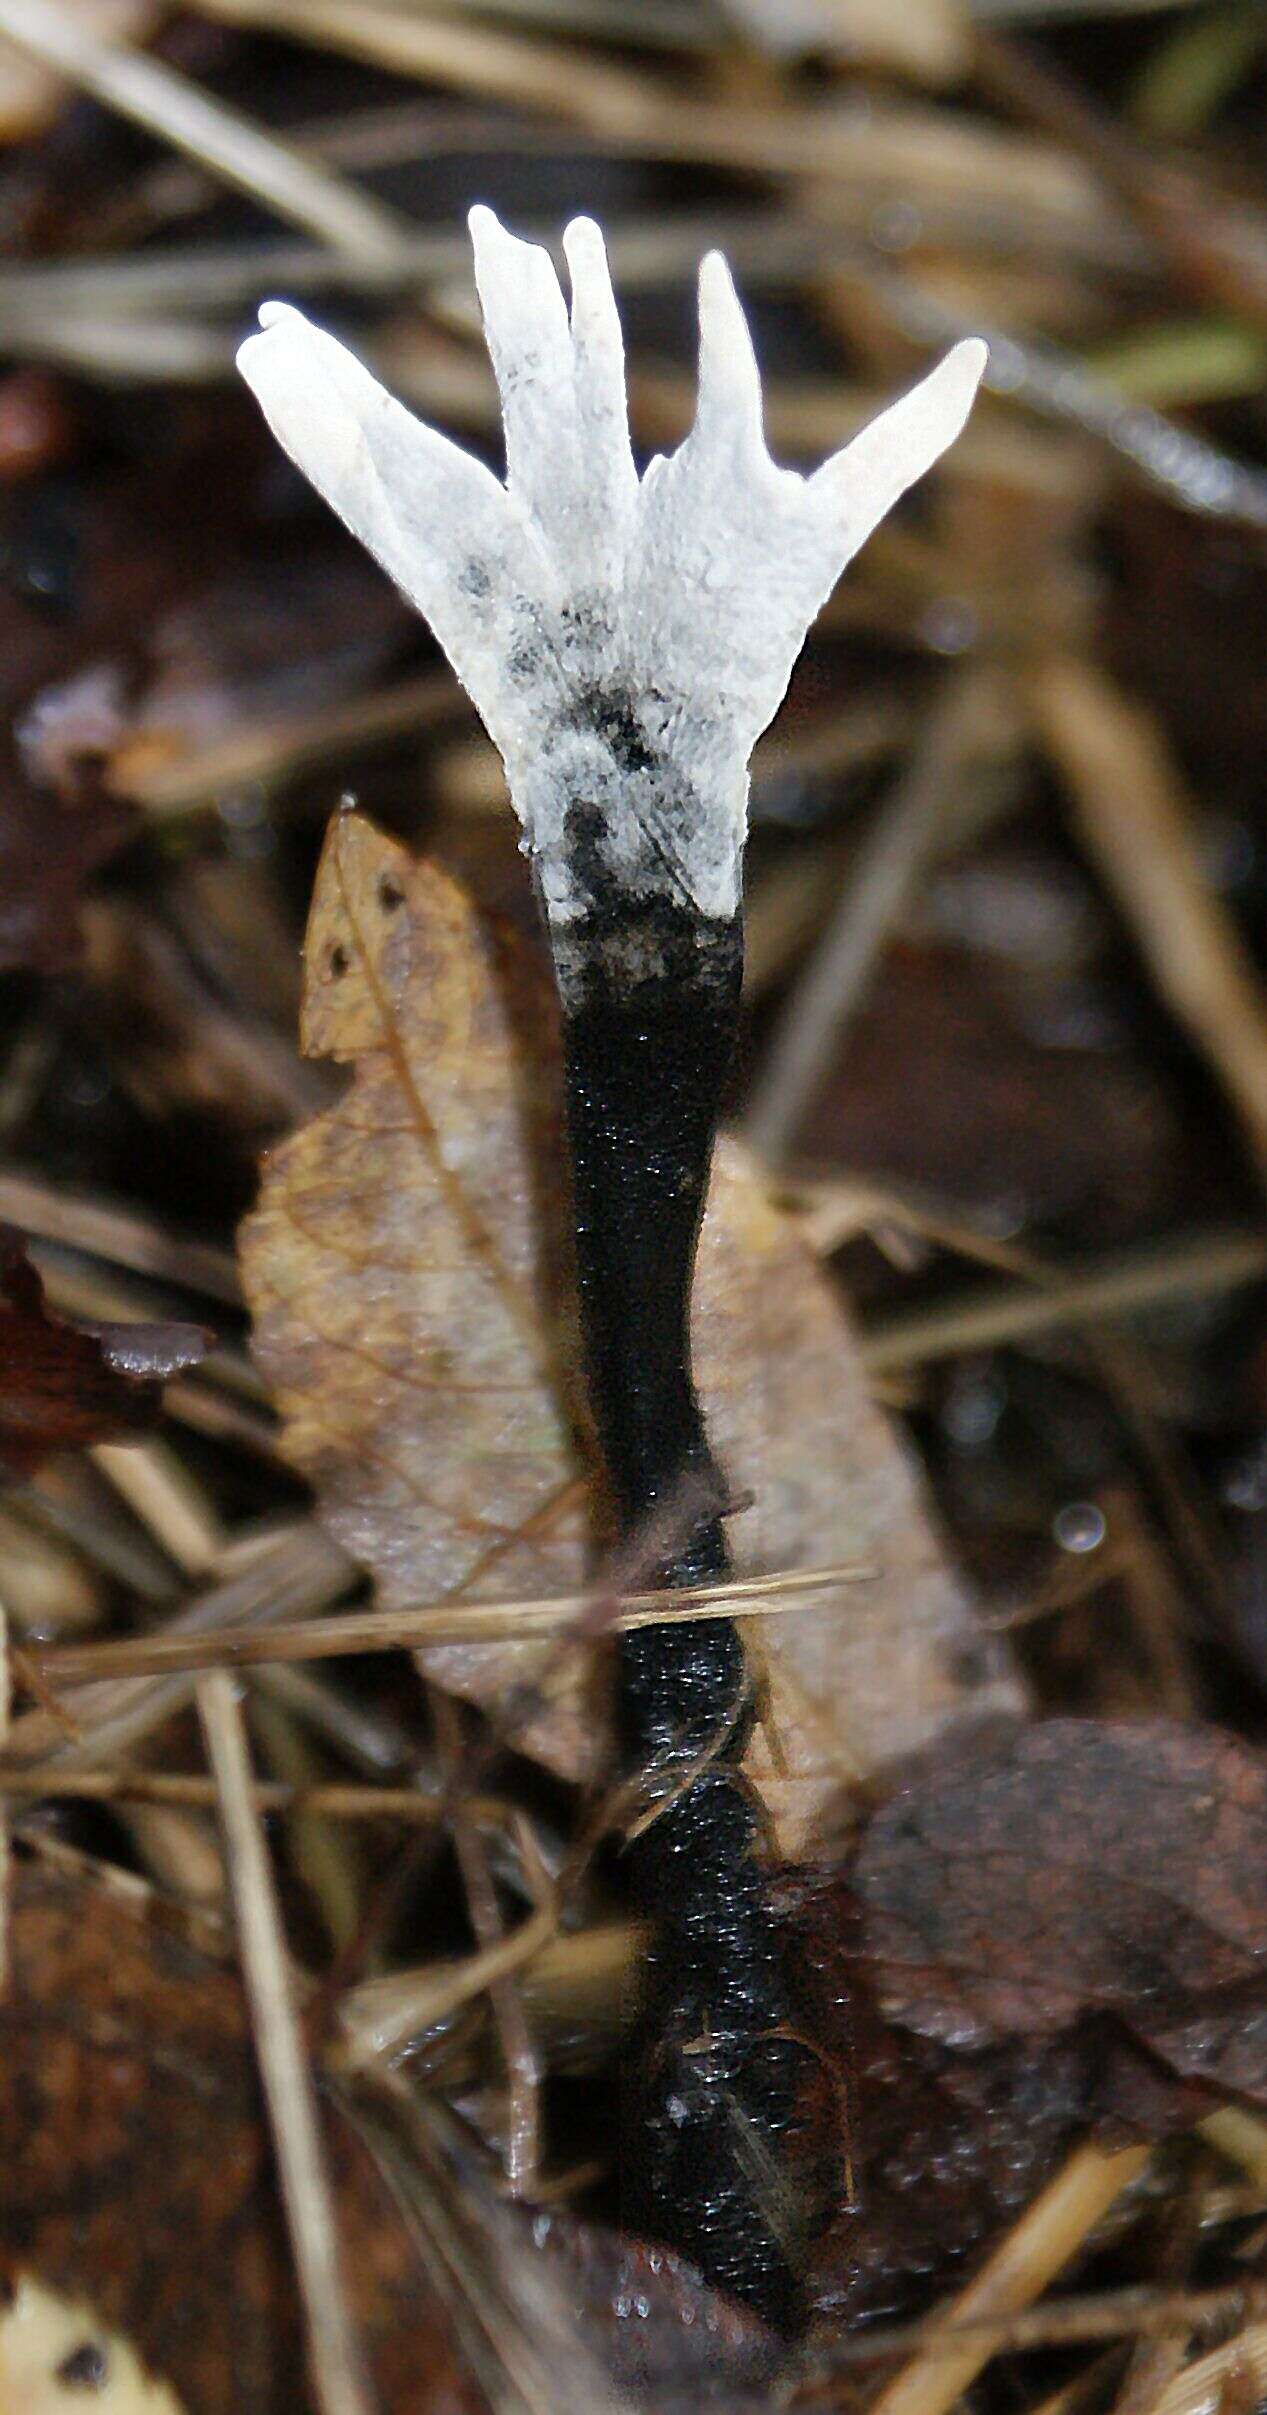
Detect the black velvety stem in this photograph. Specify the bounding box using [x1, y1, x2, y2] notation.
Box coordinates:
[555, 895, 804, 2330]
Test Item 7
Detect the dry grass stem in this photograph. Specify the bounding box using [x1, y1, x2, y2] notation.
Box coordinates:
[747, 667, 1017, 1162]
[186, 1, 1111, 237]
[1198, 2108, 1267, 2190]
[824, 2274, 1267, 2366]
[21, 1558, 873, 1688]
[0, 0, 406, 261]
[340, 1918, 642, 2073]
[1034, 657, 1267, 1186]
[860, 1226, 1267, 1372]
[0, 1765, 501, 1820]
[117, 671, 460, 818]
[1148, 2323, 1267, 2415]
[91, 1436, 225, 1579]
[432, 1691, 543, 2191]
[347, 2077, 625, 2415]
[200, 1668, 375, 2415]
[87, 1440, 229, 1900]
[2, 1517, 354, 1771]
[341, 1893, 558, 2069]
[863, 2144, 1152, 2415]
[0, 1168, 240, 1302]
[0, 1598, 7, 1988]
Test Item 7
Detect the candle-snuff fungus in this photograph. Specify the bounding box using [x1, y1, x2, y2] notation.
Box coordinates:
[238, 208, 986, 2327]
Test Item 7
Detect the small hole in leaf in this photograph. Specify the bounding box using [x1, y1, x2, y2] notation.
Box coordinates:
[329, 944, 349, 978]
[378, 878, 404, 913]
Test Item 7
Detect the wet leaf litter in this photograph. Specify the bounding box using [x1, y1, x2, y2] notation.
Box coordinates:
[3, 6, 1267, 2411]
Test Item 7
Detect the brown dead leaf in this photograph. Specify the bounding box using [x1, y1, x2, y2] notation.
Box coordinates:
[241, 810, 1019, 1851]
[783, 1715, 1267, 2325]
[0, 1857, 787, 2410]
[0, 1857, 487, 2415]
[0, 1226, 207, 1475]
[784, 1864, 1206, 2334]
[852, 1716, 1267, 2096]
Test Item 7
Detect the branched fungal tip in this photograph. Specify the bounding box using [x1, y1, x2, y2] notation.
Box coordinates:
[237, 210, 984, 932]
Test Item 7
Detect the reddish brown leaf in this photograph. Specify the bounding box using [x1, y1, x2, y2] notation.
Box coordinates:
[529, 2219, 781, 2410]
[763, 1719, 1267, 2328]
[852, 1716, 1267, 2096]
[0, 1226, 207, 1474]
[784, 1872, 1203, 2332]
[0, 751, 135, 975]
[0, 1858, 488, 2415]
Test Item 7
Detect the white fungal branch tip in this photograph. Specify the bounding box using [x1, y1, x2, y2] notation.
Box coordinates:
[237, 209, 987, 929]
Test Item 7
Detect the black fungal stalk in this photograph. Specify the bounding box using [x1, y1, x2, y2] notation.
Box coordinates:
[556, 891, 807, 2328]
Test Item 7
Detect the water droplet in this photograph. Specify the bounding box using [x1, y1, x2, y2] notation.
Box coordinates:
[1053, 1500, 1105, 1555]
[921, 596, 979, 657]
[943, 1366, 1006, 1450]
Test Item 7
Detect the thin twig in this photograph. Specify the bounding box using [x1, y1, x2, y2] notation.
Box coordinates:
[0, 0, 406, 263]
[200, 1670, 375, 2415]
[0, 1765, 503, 1820]
[747, 667, 1013, 1162]
[859, 1226, 1267, 1373]
[19, 1558, 872, 1689]
[858, 2144, 1152, 2415]
[0, 1168, 241, 1303]
[1033, 657, 1267, 1184]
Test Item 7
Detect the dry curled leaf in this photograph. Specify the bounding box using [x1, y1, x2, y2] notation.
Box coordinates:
[0, 1226, 207, 1474]
[853, 1716, 1267, 2097]
[241, 810, 1019, 1851]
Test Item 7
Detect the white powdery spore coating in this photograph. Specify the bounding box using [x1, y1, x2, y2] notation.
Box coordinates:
[237, 211, 986, 927]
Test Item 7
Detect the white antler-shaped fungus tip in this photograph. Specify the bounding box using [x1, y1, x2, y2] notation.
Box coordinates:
[237, 209, 987, 930]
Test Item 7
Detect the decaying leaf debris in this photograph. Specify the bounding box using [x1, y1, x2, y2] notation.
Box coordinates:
[0, 1853, 786, 2413]
[5, 0, 1267, 2406]
[0, 1226, 207, 1475]
[241, 809, 1020, 1852]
